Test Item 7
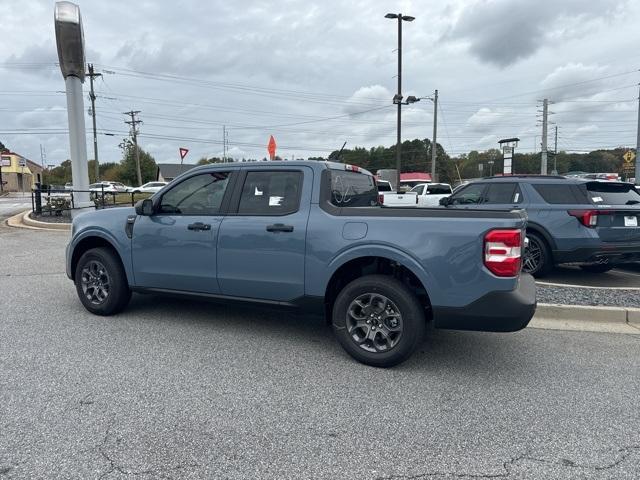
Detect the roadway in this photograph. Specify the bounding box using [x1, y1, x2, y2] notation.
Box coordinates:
[0, 225, 638, 479]
[0, 192, 31, 220]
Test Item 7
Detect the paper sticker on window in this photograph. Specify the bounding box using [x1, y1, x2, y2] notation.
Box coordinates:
[514, 192, 520, 202]
[592, 196, 603, 203]
[269, 196, 283, 206]
[254, 187, 263, 196]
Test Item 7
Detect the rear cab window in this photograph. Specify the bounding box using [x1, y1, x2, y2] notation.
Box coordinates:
[330, 170, 378, 207]
[585, 182, 640, 205]
[426, 184, 452, 195]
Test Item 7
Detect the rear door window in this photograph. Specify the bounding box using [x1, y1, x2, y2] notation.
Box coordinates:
[330, 171, 378, 207]
[585, 182, 640, 205]
[532, 183, 590, 204]
[238, 171, 302, 215]
[483, 183, 521, 204]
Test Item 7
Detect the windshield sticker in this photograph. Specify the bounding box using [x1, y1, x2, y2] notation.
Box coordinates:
[514, 192, 520, 202]
[592, 196, 603, 203]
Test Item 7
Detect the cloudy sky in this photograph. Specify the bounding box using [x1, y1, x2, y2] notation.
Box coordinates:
[1, 0, 638, 168]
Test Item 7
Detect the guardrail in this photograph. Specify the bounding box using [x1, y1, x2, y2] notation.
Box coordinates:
[31, 184, 152, 216]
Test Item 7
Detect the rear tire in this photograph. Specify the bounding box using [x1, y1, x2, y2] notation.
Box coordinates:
[332, 275, 425, 368]
[75, 247, 131, 316]
[523, 232, 553, 278]
[580, 264, 613, 274]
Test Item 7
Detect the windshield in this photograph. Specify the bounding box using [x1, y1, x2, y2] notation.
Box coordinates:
[586, 182, 640, 205]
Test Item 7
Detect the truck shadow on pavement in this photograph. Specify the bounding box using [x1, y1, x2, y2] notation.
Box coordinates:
[124, 293, 532, 373]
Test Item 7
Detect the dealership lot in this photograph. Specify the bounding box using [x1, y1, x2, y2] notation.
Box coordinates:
[0, 224, 639, 479]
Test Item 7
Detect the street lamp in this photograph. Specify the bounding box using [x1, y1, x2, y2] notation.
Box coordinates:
[54, 1, 91, 213]
[385, 13, 415, 192]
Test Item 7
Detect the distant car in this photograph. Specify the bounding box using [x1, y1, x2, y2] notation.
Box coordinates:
[128, 182, 168, 194]
[410, 183, 453, 207]
[106, 182, 129, 193]
[64, 182, 73, 190]
[89, 182, 118, 194]
[441, 175, 640, 276]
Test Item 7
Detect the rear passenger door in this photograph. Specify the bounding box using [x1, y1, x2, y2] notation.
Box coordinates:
[216, 168, 312, 302]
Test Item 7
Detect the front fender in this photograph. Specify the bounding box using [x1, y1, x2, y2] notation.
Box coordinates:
[67, 226, 134, 284]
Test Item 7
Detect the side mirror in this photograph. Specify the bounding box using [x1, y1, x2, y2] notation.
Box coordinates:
[439, 197, 451, 206]
[135, 198, 154, 216]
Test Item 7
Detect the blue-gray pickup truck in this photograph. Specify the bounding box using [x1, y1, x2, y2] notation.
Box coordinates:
[66, 161, 536, 367]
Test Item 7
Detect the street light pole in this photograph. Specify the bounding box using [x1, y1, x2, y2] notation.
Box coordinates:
[386, 13, 414, 192]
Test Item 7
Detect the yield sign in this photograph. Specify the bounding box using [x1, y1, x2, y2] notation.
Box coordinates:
[179, 147, 189, 160]
[267, 135, 277, 159]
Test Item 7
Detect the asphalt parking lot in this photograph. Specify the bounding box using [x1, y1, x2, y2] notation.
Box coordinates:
[1, 223, 639, 479]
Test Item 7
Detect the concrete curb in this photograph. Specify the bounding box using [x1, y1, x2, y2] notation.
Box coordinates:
[5, 210, 70, 232]
[530, 303, 640, 334]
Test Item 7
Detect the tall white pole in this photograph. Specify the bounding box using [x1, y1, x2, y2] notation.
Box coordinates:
[65, 76, 90, 211]
[541, 98, 548, 175]
[635, 85, 640, 185]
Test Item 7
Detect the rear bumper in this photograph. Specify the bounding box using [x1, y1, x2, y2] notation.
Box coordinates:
[432, 273, 536, 332]
[554, 241, 640, 264]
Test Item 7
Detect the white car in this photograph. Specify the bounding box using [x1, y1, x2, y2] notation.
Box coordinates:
[128, 181, 168, 194]
[410, 183, 453, 207]
[89, 182, 118, 194]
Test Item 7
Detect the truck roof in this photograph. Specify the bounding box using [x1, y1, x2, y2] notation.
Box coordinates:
[178, 160, 374, 177]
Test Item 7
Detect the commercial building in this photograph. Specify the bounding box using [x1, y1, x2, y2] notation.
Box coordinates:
[0, 152, 42, 193]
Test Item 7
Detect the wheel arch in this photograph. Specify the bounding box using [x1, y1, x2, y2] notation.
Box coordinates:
[526, 222, 556, 252]
[70, 234, 130, 285]
[323, 253, 433, 323]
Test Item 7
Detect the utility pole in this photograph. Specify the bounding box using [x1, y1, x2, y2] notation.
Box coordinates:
[222, 125, 226, 162]
[541, 98, 548, 175]
[635, 84, 640, 185]
[40, 144, 46, 185]
[430, 89, 438, 182]
[87, 64, 102, 182]
[124, 110, 142, 185]
[553, 125, 558, 174]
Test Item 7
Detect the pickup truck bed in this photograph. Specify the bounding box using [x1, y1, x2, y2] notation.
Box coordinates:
[67, 161, 536, 367]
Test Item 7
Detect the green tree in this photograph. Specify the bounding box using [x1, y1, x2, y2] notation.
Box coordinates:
[119, 144, 158, 186]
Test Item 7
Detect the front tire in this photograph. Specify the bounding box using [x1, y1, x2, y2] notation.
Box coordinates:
[522, 232, 553, 277]
[332, 275, 425, 368]
[75, 247, 131, 315]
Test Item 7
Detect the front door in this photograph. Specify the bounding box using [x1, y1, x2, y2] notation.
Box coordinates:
[217, 168, 311, 302]
[132, 170, 232, 293]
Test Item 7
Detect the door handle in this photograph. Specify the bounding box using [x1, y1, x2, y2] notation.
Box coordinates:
[187, 222, 211, 231]
[266, 223, 294, 233]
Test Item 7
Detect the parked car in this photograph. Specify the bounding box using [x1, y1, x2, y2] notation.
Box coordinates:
[64, 182, 73, 190]
[107, 182, 129, 193]
[440, 175, 640, 276]
[410, 183, 453, 207]
[66, 161, 535, 367]
[89, 182, 118, 194]
[127, 181, 168, 194]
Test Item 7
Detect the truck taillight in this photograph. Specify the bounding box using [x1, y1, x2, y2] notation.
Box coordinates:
[483, 229, 522, 277]
[378, 194, 384, 204]
[567, 209, 605, 227]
